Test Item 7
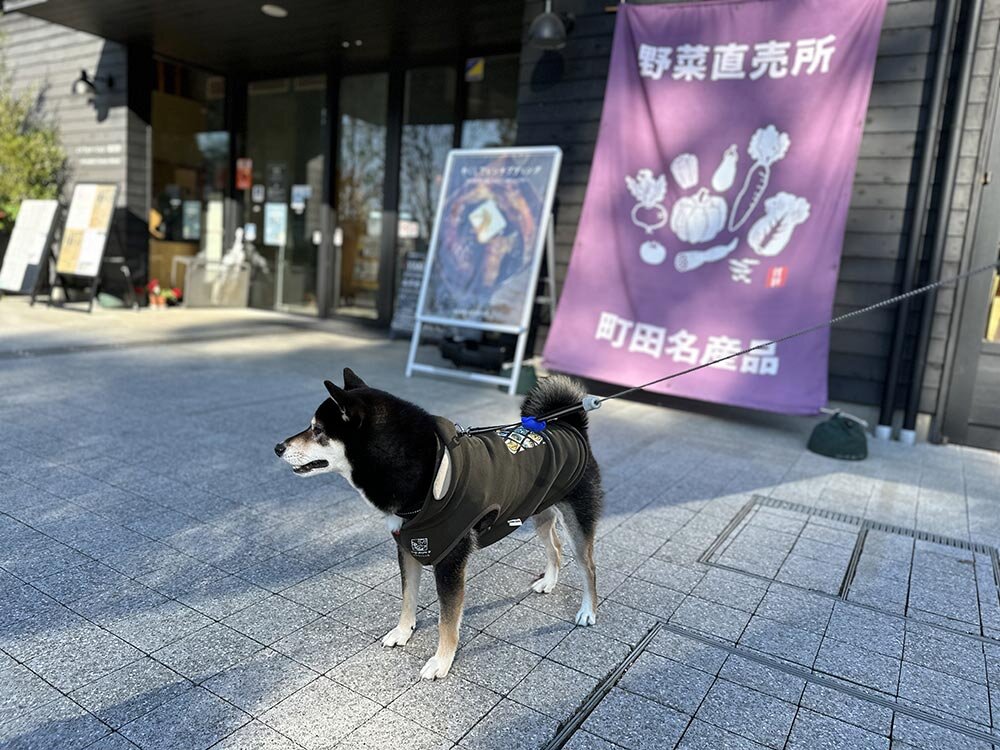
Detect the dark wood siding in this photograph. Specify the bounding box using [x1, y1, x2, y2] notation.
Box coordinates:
[516, 0, 1000, 413]
[0, 14, 150, 281]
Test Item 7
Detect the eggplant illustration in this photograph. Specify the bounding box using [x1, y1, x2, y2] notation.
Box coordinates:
[674, 238, 739, 273]
[747, 192, 811, 257]
[711, 145, 739, 192]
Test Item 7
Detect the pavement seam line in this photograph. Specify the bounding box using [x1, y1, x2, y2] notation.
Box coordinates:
[657, 621, 999, 746]
[539, 622, 662, 750]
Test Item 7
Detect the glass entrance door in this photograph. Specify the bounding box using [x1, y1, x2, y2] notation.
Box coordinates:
[245, 76, 326, 314]
[334, 73, 389, 318]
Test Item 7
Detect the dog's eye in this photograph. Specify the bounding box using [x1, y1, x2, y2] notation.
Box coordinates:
[312, 425, 323, 436]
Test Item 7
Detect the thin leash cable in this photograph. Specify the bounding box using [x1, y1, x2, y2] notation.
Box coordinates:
[462, 259, 1000, 435]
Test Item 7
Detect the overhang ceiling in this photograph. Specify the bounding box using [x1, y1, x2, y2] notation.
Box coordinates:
[7, 0, 525, 77]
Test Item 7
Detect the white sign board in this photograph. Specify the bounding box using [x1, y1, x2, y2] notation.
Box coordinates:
[0, 199, 59, 293]
[405, 147, 562, 394]
[55, 183, 118, 278]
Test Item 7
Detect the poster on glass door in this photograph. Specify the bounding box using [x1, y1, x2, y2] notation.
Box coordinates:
[418, 147, 562, 329]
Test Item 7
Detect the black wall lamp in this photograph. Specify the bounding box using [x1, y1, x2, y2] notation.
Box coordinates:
[72, 69, 114, 96]
[528, 0, 574, 51]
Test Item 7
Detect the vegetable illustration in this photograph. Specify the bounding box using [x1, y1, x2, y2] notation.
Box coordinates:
[640, 240, 667, 266]
[674, 238, 739, 273]
[626, 169, 668, 234]
[711, 145, 739, 192]
[747, 192, 811, 257]
[670, 153, 699, 190]
[670, 187, 727, 244]
[728, 125, 791, 232]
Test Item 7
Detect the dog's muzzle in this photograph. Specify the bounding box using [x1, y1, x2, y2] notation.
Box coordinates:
[274, 442, 286, 457]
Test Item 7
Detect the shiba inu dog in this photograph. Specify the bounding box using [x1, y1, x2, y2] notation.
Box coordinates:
[275, 369, 603, 680]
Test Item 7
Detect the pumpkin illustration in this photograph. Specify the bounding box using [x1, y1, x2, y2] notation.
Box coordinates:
[670, 188, 728, 244]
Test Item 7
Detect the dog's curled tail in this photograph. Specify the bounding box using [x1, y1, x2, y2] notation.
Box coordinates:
[521, 374, 590, 433]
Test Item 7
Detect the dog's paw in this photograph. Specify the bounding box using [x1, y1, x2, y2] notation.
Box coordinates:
[575, 607, 597, 626]
[531, 572, 558, 594]
[419, 656, 452, 680]
[381, 625, 414, 648]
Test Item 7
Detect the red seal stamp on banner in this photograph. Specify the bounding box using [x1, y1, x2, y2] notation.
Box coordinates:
[767, 266, 788, 288]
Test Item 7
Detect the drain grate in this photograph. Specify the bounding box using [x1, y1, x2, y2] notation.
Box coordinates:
[701, 495, 1000, 643]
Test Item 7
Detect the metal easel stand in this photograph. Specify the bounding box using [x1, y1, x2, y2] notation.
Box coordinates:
[405, 214, 559, 397]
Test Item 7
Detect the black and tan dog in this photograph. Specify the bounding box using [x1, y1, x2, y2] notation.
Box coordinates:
[275, 369, 603, 680]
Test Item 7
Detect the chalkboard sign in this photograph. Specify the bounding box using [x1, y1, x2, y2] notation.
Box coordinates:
[390, 251, 427, 336]
[0, 199, 59, 294]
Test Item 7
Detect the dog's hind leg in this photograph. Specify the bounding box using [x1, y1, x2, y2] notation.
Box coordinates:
[560, 496, 599, 626]
[383, 546, 423, 647]
[530, 507, 562, 594]
[421, 536, 471, 680]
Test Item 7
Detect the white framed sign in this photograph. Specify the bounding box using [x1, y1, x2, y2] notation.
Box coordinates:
[0, 199, 59, 294]
[54, 183, 118, 278]
[405, 147, 562, 394]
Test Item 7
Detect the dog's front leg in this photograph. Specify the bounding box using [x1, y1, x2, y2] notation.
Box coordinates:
[383, 546, 422, 647]
[420, 538, 470, 680]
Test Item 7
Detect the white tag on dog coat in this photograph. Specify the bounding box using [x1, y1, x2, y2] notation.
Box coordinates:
[507, 518, 523, 527]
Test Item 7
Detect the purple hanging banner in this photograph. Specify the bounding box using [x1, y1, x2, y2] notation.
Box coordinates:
[544, 0, 887, 414]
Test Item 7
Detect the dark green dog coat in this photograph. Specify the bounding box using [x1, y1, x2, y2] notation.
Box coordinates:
[394, 417, 590, 566]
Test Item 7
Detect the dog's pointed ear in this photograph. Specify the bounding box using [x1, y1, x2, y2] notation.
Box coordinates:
[324, 380, 364, 425]
[343, 368, 367, 390]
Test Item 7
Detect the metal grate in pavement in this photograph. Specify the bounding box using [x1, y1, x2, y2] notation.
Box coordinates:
[700, 495, 1000, 645]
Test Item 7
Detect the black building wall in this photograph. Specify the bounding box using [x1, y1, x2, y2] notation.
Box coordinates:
[516, 0, 1000, 416]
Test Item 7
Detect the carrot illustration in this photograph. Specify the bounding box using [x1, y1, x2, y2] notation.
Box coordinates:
[728, 125, 791, 233]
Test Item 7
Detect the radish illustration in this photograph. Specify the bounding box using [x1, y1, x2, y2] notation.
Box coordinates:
[728, 125, 791, 233]
[674, 238, 739, 273]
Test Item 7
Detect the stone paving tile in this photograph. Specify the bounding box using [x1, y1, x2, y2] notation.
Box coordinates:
[588, 600, 658, 646]
[328, 642, 425, 706]
[458, 699, 559, 750]
[798, 683, 893, 737]
[717, 655, 806, 704]
[786, 708, 889, 749]
[0, 694, 111, 749]
[582, 687, 689, 750]
[562, 731, 623, 750]
[99, 599, 215, 653]
[449, 633, 542, 694]
[547, 627, 631, 680]
[203, 648, 317, 715]
[645, 629, 728, 675]
[889, 713, 995, 750]
[119, 686, 250, 750]
[0, 662, 64, 725]
[337, 710, 453, 750]
[71, 657, 192, 729]
[737, 614, 822, 667]
[618, 651, 714, 713]
[689, 568, 767, 613]
[483, 603, 574, 656]
[825, 602, 905, 660]
[669, 596, 752, 642]
[675, 719, 769, 749]
[86, 733, 142, 749]
[223, 594, 320, 645]
[281, 569, 370, 614]
[23, 624, 144, 692]
[177, 574, 272, 620]
[507, 659, 598, 719]
[813, 637, 901, 694]
[605, 578, 686, 620]
[153, 622, 263, 684]
[896, 661, 992, 726]
[902, 622, 988, 683]
[272, 616, 374, 673]
[389, 675, 502, 741]
[695, 679, 796, 749]
[260, 677, 380, 749]
[210, 720, 302, 749]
